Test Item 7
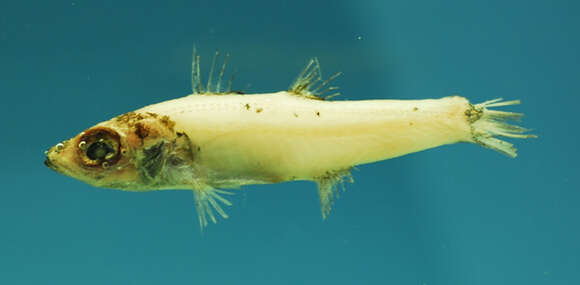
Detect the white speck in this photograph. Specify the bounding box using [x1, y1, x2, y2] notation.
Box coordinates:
[356, 35, 363, 40]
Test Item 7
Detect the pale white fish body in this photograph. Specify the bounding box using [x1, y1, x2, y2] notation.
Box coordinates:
[137, 92, 472, 184]
[44, 53, 535, 229]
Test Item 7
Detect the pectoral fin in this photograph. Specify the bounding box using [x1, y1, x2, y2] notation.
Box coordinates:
[192, 187, 234, 230]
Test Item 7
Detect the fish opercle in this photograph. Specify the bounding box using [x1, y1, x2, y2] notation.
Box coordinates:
[44, 53, 536, 229]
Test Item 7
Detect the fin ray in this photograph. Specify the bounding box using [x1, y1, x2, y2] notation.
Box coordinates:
[289, 58, 341, 100]
[216, 53, 230, 93]
[192, 187, 233, 230]
[190, 46, 235, 95]
[206, 50, 218, 92]
[315, 169, 354, 219]
[469, 98, 537, 158]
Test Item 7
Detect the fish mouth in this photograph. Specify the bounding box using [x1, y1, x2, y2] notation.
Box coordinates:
[44, 156, 59, 171]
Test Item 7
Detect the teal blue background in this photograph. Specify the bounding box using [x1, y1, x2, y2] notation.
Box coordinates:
[1, 1, 578, 284]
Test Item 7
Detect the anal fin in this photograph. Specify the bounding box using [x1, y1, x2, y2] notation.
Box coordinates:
[315, 169, 354, 219]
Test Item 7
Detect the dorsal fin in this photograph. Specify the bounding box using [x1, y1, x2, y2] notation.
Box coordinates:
[191, 47, 236, 95]
[289, 58, 342, 100]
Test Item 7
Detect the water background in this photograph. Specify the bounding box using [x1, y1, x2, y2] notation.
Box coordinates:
[1, 1, 578, 284]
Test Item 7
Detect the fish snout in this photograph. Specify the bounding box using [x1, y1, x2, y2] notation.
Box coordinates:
[44, 147, 60, 171]
[44, 155, 58, 170]
[44, 142, 67, 171]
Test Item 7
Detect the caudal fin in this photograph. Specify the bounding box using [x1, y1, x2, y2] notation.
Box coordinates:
[467, 98, 537, 158]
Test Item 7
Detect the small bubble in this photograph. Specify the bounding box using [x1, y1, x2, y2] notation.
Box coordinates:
[105, 152, 115, 160]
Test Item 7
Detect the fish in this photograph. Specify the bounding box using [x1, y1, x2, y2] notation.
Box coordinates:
[44, 49, 536, 229]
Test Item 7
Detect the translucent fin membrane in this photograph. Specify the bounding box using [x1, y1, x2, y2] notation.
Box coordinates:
[469, 98, 537, 158]
[315, 169, 354, 219]
[191, 47, 235, 94]
[289, 58, 342, 100]
[192, 188, 234, 230]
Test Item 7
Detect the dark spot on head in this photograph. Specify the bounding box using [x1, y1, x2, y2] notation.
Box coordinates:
[413, 107, 419, 111]
[409, 122, 414, 126]
[114, 112, 152, 127]
[244, 103, 250, 110]
[115, 112, 135, 123]
[135, 122, 149, 139]
[197, 146, 201, 151]
[315, 111, 320, 117]
[256, 107, 263, 113]
[159, 115, 175, 131]
[293, 113, 298, 118]
[176, 132, 184, 137]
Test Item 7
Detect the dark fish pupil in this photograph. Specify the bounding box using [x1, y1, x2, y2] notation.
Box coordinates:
[87, 141, 114, 160]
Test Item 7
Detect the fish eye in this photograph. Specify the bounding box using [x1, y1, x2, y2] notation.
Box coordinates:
[86, 141, 115, 160]
[77, 127, 121, 168]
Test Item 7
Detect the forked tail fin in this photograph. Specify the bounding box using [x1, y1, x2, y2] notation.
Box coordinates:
[467, 98, 537, 157]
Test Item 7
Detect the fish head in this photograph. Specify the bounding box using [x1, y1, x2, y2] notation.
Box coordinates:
[44, 112, 187, 190]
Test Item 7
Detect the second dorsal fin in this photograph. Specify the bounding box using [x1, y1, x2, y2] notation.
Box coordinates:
[288, 58, 342, 100]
